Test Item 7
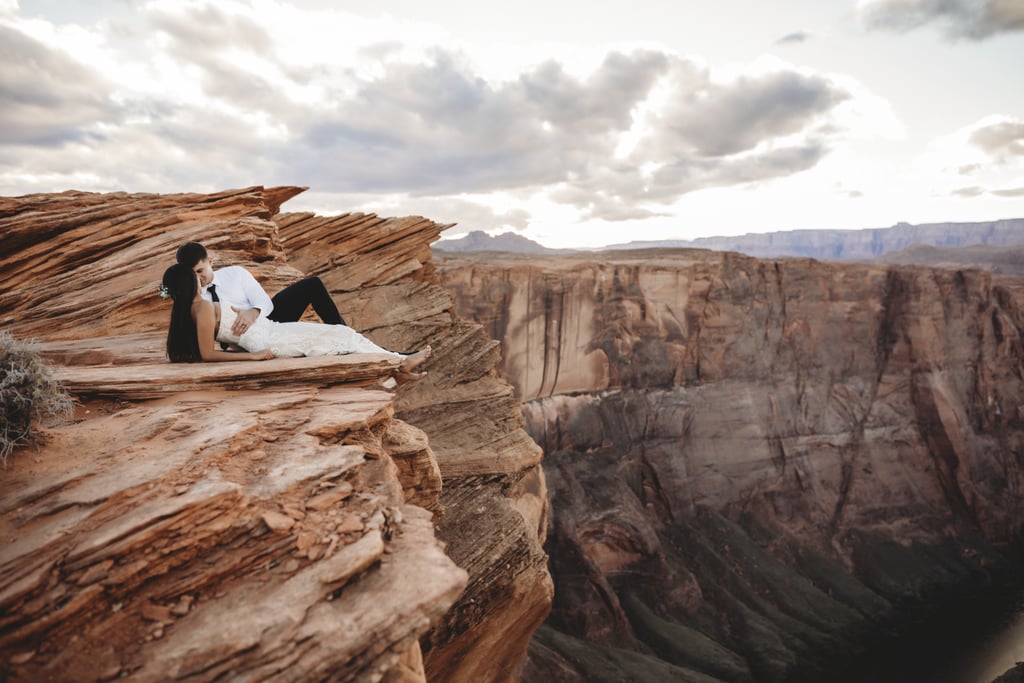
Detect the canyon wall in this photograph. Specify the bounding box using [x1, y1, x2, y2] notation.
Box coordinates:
[0, 188, 551, 682]
[437, 248, 1024, 681]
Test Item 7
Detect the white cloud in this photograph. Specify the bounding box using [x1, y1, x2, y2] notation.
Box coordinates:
[643, 65, 848, 158]
[969, 116, 1024, 161]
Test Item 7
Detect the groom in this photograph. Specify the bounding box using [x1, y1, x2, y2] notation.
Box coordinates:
[176, 241, 346, 338]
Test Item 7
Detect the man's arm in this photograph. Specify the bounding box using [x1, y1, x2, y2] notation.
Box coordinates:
[228, 267, 274, 336]
[238, 268, 274, 319]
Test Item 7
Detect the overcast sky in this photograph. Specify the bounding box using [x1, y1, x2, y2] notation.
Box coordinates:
[2, 0, 1023, 247]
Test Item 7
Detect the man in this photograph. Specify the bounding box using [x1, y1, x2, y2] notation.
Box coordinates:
[175, 241, 346, 339]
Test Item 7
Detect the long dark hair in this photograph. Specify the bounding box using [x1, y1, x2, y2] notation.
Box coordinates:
[162, 263, 202, 363]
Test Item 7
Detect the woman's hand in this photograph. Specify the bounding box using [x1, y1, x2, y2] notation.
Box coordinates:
[250, 349, 275, 361]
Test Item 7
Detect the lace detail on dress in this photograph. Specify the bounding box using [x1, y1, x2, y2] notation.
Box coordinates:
[216, 306, 403, 359]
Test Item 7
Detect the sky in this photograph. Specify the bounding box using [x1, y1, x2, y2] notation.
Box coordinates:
[2, 0, 1023, 248]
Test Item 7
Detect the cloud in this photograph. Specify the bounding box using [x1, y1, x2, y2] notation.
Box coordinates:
[953, 185, 1024, 198]
[642, 67, 849, 158]
[0, 24, 119, 146]
[548, 181, 669, 221]
[953, 186, 985, 197]
[857, 0, 1024, 40]
[429, 200, 531, 231]
[915, 115, 1024, 202]
[776, 30, 813, 44]
[290, 190, 533, 233]
[541, 135, 833, 222]
[969, 117, 1024, 160]
[277, 48, 672, 196]
[546, 61, 855, 221]
[650, 141, 830, 192]
[148, 1, 274, 58]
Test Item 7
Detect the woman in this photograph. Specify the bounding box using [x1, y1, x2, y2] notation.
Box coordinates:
[160, 263, 430, 380]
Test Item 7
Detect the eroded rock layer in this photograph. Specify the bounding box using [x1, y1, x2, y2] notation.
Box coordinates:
[438, 249, 1024, 681]
[0, 188, 551, 682]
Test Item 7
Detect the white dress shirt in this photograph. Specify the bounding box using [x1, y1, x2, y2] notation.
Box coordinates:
[201, 265, 274, 319]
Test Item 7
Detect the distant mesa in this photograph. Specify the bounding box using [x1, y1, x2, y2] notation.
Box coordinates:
[435, 230, 575, 254]
[601, 217, 1024, 261]
[438, 219, 1024, 264]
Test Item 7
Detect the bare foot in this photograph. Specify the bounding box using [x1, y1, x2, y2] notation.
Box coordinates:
[399, 345, 431, 374]
[394, 369, 427, 386]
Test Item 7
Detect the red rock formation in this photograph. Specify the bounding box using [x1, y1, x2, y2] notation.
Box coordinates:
[437, 249, 1024, 681]
[0, 188, 551, 682]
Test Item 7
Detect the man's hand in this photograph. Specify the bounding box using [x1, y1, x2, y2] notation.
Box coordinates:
[231, 306, 260, 336]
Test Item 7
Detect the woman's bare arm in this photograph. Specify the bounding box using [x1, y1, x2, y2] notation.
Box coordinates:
[193, 300, 274, 362]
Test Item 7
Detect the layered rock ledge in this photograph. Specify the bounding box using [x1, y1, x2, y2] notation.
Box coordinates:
[0, 188, 552, 682]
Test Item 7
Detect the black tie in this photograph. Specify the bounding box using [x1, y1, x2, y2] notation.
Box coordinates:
[208, 284, 219, 302]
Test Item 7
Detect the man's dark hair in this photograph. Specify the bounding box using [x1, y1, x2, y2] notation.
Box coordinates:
[176, 242, 208, 268]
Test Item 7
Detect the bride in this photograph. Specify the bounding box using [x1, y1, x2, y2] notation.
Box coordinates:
[160, 263, 430, 380]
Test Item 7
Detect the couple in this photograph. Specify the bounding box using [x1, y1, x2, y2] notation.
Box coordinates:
[161, 242, 430, 382]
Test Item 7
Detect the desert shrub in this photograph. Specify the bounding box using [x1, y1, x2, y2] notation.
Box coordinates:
[0, 330, 73, 464]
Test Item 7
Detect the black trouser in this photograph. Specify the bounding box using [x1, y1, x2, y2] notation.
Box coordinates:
[268, 276, 345, 325]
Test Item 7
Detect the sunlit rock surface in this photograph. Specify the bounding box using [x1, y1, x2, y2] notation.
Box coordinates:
[0, 188, 551, 682]
[438, 249, 1024, 681]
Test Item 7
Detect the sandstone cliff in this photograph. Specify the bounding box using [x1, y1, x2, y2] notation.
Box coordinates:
[0, 188, 551, 682]
[438, 249, 1024, 681]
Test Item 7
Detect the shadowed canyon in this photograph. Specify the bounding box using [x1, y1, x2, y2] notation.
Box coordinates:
[437, 248, 1024, 681]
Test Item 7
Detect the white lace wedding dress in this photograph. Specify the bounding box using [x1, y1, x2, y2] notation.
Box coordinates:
[217, 306, 405, 360]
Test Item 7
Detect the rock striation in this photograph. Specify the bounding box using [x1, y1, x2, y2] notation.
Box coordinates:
[0, 188, 551, 682]
[437, 248, 1024, 681]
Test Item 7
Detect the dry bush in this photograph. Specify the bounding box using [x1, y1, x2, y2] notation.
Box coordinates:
[0, 330, 73, 464]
